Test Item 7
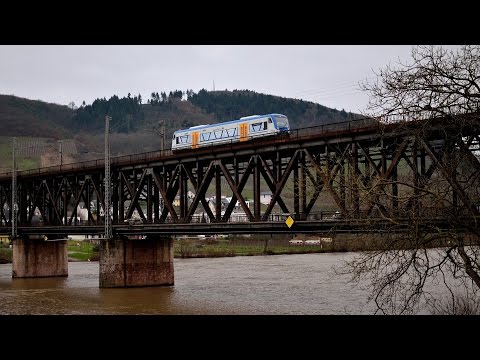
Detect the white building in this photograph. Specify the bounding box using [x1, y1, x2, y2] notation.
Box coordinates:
[260, 191, 272, 205]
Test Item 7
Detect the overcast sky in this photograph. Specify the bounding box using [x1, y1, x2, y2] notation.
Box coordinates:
[0, 45, 462, 114]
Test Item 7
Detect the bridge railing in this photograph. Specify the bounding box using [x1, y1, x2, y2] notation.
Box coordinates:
[286, 117, 380, 140]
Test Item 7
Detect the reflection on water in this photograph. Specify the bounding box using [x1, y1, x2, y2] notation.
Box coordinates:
[0, 253, 376, 314]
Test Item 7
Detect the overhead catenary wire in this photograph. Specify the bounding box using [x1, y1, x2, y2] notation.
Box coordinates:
[290, 76, 376, 97]
[288, 76, 376, 110]
[306, 90, 365, 102]
[292, 82, 362, 97]
[295, 84, 366, 99]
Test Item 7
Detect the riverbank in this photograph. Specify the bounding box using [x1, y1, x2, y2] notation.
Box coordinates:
[0, 244, 11, 264]
[174, 236, 332, 258]
[0, 235, 359, 263]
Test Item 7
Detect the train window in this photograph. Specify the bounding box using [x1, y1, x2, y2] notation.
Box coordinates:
[201, 132, 212, 141]
[214, 130, 222, 139]
[227, 128, 236, 137]
[263, 122, 267, 130]
[251, 122, 263, 132]
[268, 118, 272, 123]
[178, 134, 190, 144]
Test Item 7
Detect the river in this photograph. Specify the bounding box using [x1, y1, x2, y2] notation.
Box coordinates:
[0, 252, 431, 315]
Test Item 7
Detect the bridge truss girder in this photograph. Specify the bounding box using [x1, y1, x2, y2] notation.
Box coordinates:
[1, 118, 479, 235]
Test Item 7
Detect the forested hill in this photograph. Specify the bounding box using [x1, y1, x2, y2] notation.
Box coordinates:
[68, 89, 360, 134]
[0, 89, 361, 159]
[0, 95, 74, 138]
[187, 89, 359, 128]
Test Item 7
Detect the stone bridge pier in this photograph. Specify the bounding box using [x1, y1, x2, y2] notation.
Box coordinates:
[99, 235, 174, 288]
[12, 236, 68, 278]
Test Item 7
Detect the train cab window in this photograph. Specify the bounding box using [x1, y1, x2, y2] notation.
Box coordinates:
[268, 118, 272, 123]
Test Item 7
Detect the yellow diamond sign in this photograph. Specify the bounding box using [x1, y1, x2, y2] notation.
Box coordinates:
[285, 216, 294, 228]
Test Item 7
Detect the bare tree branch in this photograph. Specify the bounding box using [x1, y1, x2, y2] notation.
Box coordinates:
[339, 45, 480, 314]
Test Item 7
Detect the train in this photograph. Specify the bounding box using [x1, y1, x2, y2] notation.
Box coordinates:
[171, 113, 290, 151]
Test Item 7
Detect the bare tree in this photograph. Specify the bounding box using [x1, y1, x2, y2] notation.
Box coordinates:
[337, 45, 480, 314]
[362, 45, 480, 119]
[428, 290, 480, 315]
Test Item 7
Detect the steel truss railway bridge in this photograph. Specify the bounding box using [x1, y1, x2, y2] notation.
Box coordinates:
[1, 114, 479, 287]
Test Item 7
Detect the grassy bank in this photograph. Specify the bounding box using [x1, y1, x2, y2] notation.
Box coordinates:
[0, 233, 394, 264]
[0, 236, 338, 263]
[174, 237, 329, 258]
[0, 240, 100, 263]
[0, 247, 12, 264]
[67, 237, 334, 259]
[0, 238, 12, 263]
[67, 240, 100, 261]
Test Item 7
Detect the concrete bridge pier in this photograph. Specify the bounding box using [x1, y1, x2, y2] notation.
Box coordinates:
[99, 235, 174, 288]
[12, 236, 68, 278]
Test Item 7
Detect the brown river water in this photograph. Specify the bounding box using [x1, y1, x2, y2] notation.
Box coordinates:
[0, 252, 448, 315]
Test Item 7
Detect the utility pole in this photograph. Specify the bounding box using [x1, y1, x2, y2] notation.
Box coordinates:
[162, 120, 165, 151]
[158, 120, 166, 151]
[58, 140, 63, 166]
[11, 137, 17, 239]
[104, 116, 112, 240]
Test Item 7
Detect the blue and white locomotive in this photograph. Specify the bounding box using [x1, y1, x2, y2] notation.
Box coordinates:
[171, 113, 290, 151]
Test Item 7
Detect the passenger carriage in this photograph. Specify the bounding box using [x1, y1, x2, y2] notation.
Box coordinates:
[171, 113, 290, 151]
